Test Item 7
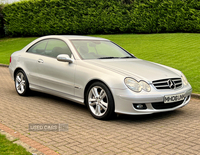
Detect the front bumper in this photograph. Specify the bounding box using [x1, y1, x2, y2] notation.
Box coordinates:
[112, 84, 192, 115]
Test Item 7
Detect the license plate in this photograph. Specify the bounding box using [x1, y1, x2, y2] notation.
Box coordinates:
[164, 93, 185, 103]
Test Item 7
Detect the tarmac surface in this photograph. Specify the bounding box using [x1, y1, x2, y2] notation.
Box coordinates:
[0, 66, 200, 155]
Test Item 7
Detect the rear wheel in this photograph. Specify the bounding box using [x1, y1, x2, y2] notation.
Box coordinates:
[15, 70, 30, 96]
[86, 82, 115, 120]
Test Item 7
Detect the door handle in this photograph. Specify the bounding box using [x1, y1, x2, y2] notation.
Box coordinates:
[38, 59, 44, 63]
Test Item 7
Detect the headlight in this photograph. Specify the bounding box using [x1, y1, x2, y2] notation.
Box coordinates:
[125, 78, 151, 92]
[124, 78, 142, 92]
[181, 73, 189, 86]
[139, 81, 151, 92]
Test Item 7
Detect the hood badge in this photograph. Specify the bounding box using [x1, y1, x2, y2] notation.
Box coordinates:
[167, 79, 176, 89]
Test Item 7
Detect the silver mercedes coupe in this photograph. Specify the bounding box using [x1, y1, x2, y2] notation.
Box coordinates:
[9, 35, 192, 120]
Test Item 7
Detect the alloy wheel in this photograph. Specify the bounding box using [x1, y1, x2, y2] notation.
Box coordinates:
[15, 71, 29, 95]
[88, 86, 108, 117]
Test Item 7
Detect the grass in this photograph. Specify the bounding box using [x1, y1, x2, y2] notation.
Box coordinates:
[0, 37, 37, 64]
[0, 133, 31, 155]
[0, 33, 199, 93]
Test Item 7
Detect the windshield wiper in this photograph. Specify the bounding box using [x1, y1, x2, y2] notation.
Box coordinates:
[120, 56, 134, 59]
[98, 57, 116, 59]
[99, 56, 135, 59]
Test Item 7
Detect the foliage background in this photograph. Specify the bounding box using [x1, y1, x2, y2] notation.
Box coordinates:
[0, 4, 4, 37]
[2, 0, 200, 36]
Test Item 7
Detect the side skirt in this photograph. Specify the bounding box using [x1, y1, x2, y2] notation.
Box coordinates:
[29, 84, 85, 105]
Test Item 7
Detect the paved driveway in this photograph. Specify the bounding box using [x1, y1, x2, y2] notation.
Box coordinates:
[0, 66, 200, 155]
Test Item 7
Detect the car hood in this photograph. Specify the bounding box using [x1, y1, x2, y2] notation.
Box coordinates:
[85, 59, 181, 82]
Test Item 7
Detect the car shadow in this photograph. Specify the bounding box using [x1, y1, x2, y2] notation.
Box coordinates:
[115, 110, 185, 123]
[28, 90, 186, 123]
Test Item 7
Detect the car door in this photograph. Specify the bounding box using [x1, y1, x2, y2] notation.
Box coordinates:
[28, 39, 76, 96]
[24, 39, 48, 85]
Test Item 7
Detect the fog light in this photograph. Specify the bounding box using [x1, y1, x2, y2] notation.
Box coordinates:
[137, 104, 144, 109]
[133, 104, 147, 110]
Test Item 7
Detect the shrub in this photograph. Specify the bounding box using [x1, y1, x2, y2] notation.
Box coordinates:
[2, 0, 200, 36]
[0, 4, 4, 37]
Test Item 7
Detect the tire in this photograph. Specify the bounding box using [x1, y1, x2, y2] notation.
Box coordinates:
[15, 70, 30, 96]
[86, 82, 115, 120]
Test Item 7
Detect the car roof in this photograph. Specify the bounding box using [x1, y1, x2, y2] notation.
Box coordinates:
[21, 35, 110, 55]
[41, 35, 109, 41]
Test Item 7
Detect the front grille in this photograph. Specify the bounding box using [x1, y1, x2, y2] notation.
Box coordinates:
[152, 78, 182, 90]
[151, 100, 184, 109]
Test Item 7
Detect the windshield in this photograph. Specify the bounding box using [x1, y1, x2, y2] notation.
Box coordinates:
[70, 40, 135, 59]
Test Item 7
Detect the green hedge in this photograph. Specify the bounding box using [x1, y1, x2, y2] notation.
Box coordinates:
[2, 0, 200, 36]
[0, 4, 4, 37]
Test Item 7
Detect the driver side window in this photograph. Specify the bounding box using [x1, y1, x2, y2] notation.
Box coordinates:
[45, 39, 72, 58]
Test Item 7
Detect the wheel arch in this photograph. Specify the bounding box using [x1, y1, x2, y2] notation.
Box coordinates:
[14, 68, 26, 79]
[84, 79, 115, 107]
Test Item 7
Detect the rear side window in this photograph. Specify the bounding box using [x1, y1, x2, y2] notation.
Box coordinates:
[27, 39, 72, 58]
[27, 40, 48, 55]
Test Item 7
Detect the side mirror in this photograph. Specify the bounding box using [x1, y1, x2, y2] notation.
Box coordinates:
[57, 54, 74, 63]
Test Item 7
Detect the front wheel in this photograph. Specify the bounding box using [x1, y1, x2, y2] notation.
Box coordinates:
[15, 70, 30, 96]
[86, 82, 115, 120]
